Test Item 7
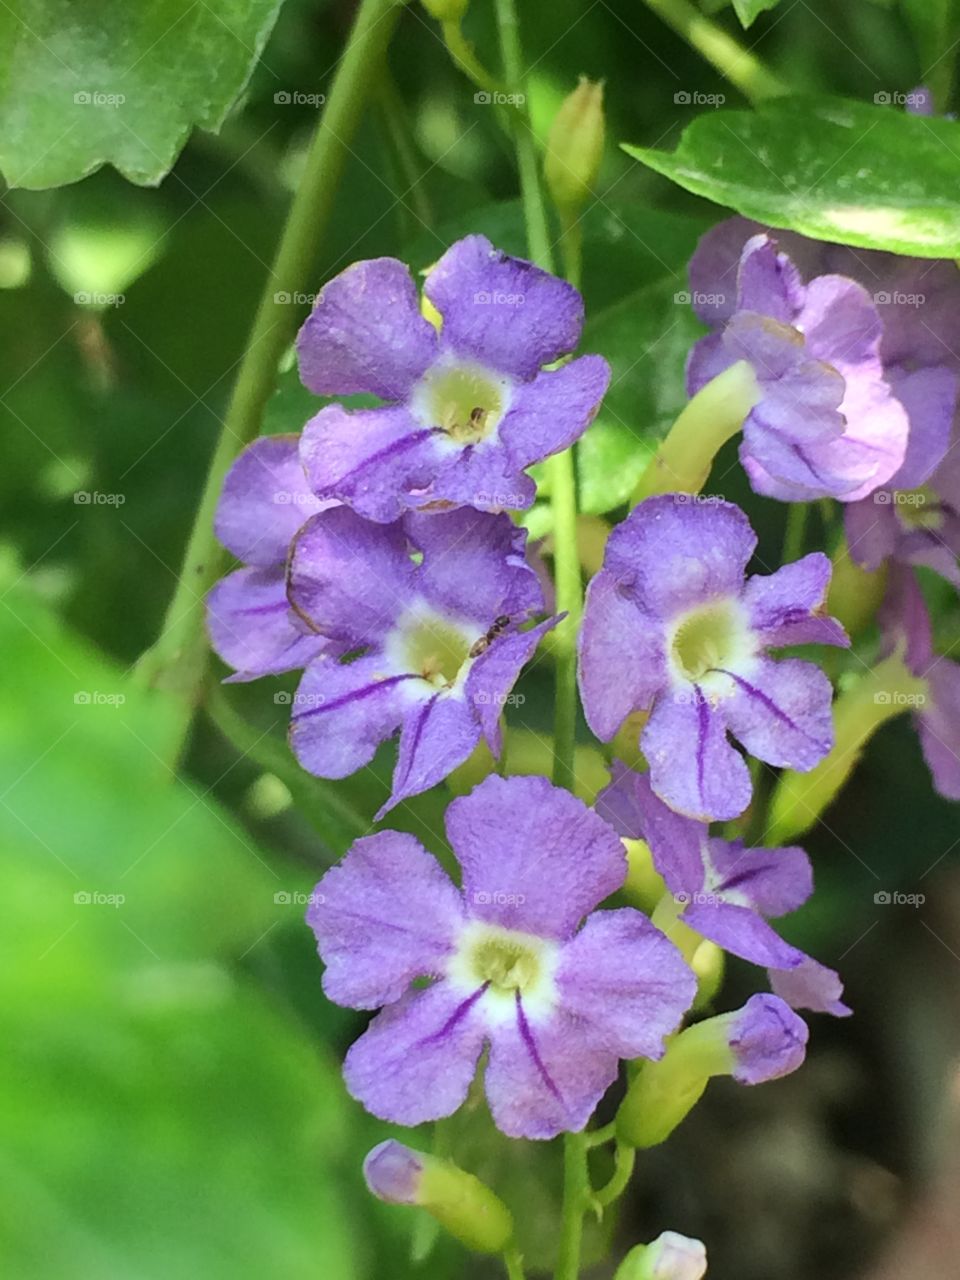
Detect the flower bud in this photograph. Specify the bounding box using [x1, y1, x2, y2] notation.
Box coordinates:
[615, 1231, 708, 1280]
[617, 996, 807, 1146]
[363, 1141, 514, 1255]
[544, 78, 605, 214]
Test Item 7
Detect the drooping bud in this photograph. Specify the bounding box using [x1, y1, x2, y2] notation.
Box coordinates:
[617, 996, 807, 1147]
[363, 1141, 514, 1255]
[615, 1231, 708, 1280]
[544, 78, 605, 214]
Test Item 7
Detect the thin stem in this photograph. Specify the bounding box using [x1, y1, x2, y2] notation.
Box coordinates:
[377, 68, 435, 230]
[594, 1142, 636, 1209]
[641, 0, 788, 102]
[442, 18, 504, 95]
[133, 0, 403, 762]
[494, 0, 582, 794]
[504, 1245, 527, 1280]
[781, 502, 808, 565]
[558, 210, 584, 291]
[585, 1120, 617, 1148]
[555, 1130, 590, 1280]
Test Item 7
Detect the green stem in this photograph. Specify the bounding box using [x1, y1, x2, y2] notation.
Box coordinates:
[378, 68, 435, 230]
[442, 19, 504, 95]
[558, 210, 584, 291]
[555, 1130, 590, 1280]
[494, 0, 581, 793]
[504, 1245, 527, 1280]
[594, 1142, 636, 1209]
[641, 0, 789, 102]
[585, 1120, 617, 1148]
[781, 502, 808, 565]
[133, 0, 403, 759]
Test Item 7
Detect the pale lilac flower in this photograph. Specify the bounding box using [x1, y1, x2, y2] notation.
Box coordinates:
[207, 435, 335, 679]
[287, 506, 557, 817]
[578, 497, 847, 821]
[597, 763, 850, 1015]
[308, 774, 696, 1139]
[296, 235, 609, 522]
[688, 221, 959, 503]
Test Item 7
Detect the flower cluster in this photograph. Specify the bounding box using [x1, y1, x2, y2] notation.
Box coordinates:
[207, 231, 874, 1159]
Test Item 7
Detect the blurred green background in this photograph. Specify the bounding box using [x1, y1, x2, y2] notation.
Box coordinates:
[3, 1, 960, 1276]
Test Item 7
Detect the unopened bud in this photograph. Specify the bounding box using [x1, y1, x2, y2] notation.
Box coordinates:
[617, 996, 807, 1146]
[364, 1141, 513, 1254]
[615, 1231, 708, 1279]
[544, 77, 605, 213]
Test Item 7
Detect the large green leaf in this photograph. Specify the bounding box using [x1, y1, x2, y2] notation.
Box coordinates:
[624, 96, 960, 257]
[0, 583, 359, 1276]
[732, 0, 783, 26]
[0, 0, 285, 189]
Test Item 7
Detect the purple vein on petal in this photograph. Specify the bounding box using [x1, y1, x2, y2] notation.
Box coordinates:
[329, 428, 444, 491]
[515, 992, 564, 1105]
[715, 668, 816, 742]
[392, 690, 441, 793]
[290, 672, 421, 722]
[693, 683, 709, 805]
[417, 982, 488, 1048]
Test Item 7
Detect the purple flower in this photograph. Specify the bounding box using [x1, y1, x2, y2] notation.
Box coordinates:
[295, 235, 610, 522]
[578, 497, 848, 821]
[206, 435, 337, 680]
[844, 417, 960, 586]
[597, 763, 850, 1015]
[880, 565, 960, 800]
[307, 774, 696, 1139]
[688, 223, 959, 502]
[286, 505, 557, 817]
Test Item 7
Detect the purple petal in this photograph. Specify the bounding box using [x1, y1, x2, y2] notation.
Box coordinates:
[555, 908, 696, 1058]
[424, 235, 585, 381]
[299, 403, 447, 524]
[409, 508, 544, 623]
[843, 496, 899, 571]
[687, 218, 758, 325]
[706, 838, 813, 916]
[722, 657, 834, 772]
[886, 366, 957, 490]
[287, 506, 412, 646]
[797, 275, 881, 371]
[308, 830, 464, 1008]
[682, 901, 805, 969]
[919, 658, 960, 800]
[769, 957, 851, 1017]
[597, 768, 706, 897]
[206, 566, 331, 679]
[483, 1000, 618, 1138]
[499, 355, 610, 470]
[289, 654, 418, 778]
[879, 564, 934, 672]
[642, 691, 752, 822]
[377, 692, 481, 820]
[445, 774, 626, 939]
[363, 1141, 424, 1204]
[727, 993, 808, 1084]
[344, 982, 485, 1125]
[686, 331, 736, 396]
[466, 617, 560, 755]
[603, 496, 756, 621]
[578, 570, 666, 741]
[215, 435, 328, 567]
[296, 257, 437, 398]
[736, 234, 805, 322]
[743, 553, 848, 649]
[402, 436, 538, 515]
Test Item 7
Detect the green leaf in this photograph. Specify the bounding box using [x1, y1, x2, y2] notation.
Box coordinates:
[901, 0, 960, 105]
[732, 0, 783, 27]
[577, 279, 706, 514]
[0, 583, 361, 1276]
[0, 0, 285, 189]
[624, 96, 960, 257]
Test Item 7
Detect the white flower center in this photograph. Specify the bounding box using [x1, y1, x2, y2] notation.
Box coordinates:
[411, 359, 513, 445]
[447, 921, 558, 1026]
[382, 602, 481, 692]
[666, 598, 755, 699]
